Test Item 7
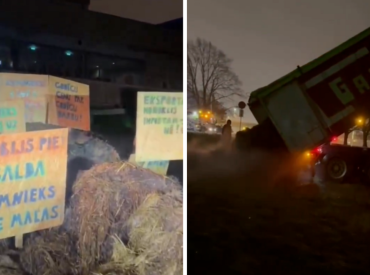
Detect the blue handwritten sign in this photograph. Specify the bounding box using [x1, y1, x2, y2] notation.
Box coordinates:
[0, 73, 48, 124]
[0, 128, 68, 239]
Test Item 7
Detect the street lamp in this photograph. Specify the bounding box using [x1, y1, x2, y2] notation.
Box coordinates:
[357, 117, 363, 125]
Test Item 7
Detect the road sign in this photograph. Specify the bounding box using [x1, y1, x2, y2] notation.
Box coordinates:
[239, 109, 244, 117]
[238, 101, 246, 109]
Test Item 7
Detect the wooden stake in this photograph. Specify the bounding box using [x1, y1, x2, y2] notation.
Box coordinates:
[15, 235, 23, 249]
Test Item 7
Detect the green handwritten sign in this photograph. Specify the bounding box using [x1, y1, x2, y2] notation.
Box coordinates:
[136, 92, 183, 162]
[128, 154, 169, 175]
[0, 100, 26, 134]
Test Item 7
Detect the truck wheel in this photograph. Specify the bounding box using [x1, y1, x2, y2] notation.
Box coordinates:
[66, 129, 121, 205]
[325, 157, 348, 182]
[26, 123, 121, 204]
[67, 129, 121, 164]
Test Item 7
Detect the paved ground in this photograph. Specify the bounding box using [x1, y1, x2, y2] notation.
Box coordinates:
[188, 148, 370, 274]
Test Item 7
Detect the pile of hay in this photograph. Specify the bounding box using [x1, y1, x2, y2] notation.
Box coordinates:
[19, 161, 183, 275]
[96, 191, 183, 275]
[20, 229, 79, 275]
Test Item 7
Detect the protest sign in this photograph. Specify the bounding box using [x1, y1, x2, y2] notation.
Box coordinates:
[48, 76, 90, 131]
[24, 97, 47, 123]
[135, 92, 183, 162]
[128, 154, 169, 175]
[0, 100, 26, 134]
[0, 128, 68, 240]
[0, 73, 48, 123]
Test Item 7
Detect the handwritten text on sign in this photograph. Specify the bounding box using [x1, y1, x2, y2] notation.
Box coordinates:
[138, 160, 169, 175]
[0, 128, 68, 239]
[135, 92, 183, 162]
[128, 154, 169, 175]
[48, 76, 90, 131]
[0, 73, 48, 123]
[22, 98, 47, 123]
[0, 101, 26, 134]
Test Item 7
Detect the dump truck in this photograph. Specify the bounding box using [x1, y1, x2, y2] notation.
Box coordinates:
[235, 27, 370, 183]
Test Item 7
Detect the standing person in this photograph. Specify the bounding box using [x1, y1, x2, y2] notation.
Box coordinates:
[221, 120, 232, 148]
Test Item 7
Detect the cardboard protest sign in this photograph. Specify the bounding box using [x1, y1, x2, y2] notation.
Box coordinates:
[48, 76, 90, 131]
[0, 73, 48, 123]
[128, 154, 135, 163]
[128, 154, 169, 175]
[135, 92, 183, 162]
[24, 97, 47, 123]
[0, 128, 68, 240]
[0, 100, 26, 134]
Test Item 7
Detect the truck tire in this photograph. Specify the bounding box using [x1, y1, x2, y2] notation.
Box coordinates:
[67, 128, 121, 164]
[25, 123, 121, 164]
[66, 129, 121, 205]
[25, 123, 121, 204]
[325, 157, 348, 182]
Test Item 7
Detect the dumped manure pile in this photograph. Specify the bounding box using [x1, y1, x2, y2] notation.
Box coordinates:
[1, 162, 183, 275]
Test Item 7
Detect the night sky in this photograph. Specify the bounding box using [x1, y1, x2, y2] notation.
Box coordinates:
[89, 0, 183, 24]
[188, 0, 370, 122]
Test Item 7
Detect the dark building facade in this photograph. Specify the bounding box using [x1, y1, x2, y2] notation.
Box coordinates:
[0, 0, 183, 108]
[159, 18, 183, 31]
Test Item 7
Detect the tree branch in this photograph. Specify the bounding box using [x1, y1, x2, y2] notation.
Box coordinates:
[187, 37, 245, 110]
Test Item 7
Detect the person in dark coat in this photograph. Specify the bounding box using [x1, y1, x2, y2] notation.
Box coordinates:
[221, 120, 232, 147]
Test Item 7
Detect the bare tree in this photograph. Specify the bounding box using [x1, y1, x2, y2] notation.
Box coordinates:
[188, 38, 243, 109]
[212, 100, 228, 121]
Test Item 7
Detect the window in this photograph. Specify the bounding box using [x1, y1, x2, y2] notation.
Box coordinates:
[86, 53, 145, 83]
[15, 43, 84, 77]
[0, 44, 12, 71]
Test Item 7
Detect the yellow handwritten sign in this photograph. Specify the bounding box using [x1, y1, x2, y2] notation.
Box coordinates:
[135, 92, 183, 162]
[0, 100, 26, 134]
[0, 73, 48, 123]
[0, 128, 68, 239]
[25, 97, 47, 123]
[128, 154, 169, 175]
[48, 76, 90, 131]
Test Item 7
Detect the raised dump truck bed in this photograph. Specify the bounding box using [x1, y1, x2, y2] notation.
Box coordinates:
[248, 27, 370, 153]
